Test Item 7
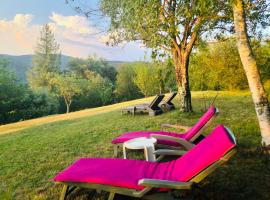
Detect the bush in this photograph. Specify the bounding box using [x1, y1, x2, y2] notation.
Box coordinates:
[115, 64, 143, 101]
[19, 89, 59, 119]
[0, 65, 59, 124]
[189, 39, 248, 91]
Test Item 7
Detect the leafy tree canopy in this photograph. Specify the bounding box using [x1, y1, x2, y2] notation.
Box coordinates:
[67, 55, 117, 83]
[49, 73, 82, 113]
[115, 64, 143, 101]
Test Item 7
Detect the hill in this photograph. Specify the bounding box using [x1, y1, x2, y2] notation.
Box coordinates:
[0, 91, 269, 200]
[0, 54, 128, 82]
[0, 54, 72, 82]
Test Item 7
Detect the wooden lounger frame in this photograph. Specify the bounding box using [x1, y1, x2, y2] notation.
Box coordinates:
[113, 108, 219, 157]
[159, 92, 177, 111]
[121, 94, 165, 116]
[56, 126, 236, 200]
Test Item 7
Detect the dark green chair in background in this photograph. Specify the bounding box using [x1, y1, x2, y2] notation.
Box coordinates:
[121, 94, 165, 116]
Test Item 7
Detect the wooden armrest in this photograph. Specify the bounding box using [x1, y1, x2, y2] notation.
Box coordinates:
[150, 134, 195, 150]
[153, 149, 187, 156]
[138, 179, 192, 190]
[161, 124, 191, 132]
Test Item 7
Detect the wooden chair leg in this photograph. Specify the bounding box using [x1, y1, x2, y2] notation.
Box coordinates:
[113, 145, 119, 157]
[108, 192, 115, 200]
[59, 185, 69, 200]
[66, 186, 76, 196]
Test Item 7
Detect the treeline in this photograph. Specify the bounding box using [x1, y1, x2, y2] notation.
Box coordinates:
[116, 60, 176, 100]
[0, 25, 175, 124]
[189, 39, 270, 91]
[1, 24, 270, 124]
[0, 57, 175, 124]
[0, 60, 59, 123]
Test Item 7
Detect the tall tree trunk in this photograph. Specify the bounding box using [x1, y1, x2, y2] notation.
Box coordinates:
[173, 49, 192, 112]
[66, 104, 70, 114]
[64, 98, 71, 114]
[233, 0, 270, 147]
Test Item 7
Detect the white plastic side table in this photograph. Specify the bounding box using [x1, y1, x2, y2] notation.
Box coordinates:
[123, 137, 157, 161]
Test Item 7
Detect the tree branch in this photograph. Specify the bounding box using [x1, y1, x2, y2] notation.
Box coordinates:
[185, 18, 203, 56]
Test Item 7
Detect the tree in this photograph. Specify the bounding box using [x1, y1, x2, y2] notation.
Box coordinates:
[18, 89, 59, 121]
[253, 40, 270, 82]
[49, 74, 82, 113]
[133, 63, 159, 97]
[99, 0, 231, 112]
[67, 56, 117, 83]
[115, 64, 142, 101]
[155, 60, 177, 93]
[189, 39, 248, 91]
[28, 24, 61, 89]
[92, 75, 114, 105]
[0, 61, 24, 123]
[67, 58, 89, 79]
[233, 0, 270, 147]
[0, 61, 58, 124]
[66, 58, 117, 109]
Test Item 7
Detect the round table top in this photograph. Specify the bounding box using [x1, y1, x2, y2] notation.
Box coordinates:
[124, 137, 157, 149]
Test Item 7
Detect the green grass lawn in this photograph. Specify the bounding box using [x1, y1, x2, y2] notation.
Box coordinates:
[0, 91, 270, 200]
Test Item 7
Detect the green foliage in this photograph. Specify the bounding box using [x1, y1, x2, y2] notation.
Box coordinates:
[263, 80, 270, 100]
[67, 56, 117, 83]
[71, 0, 269, 112]
[155, 59, 177, 93]
[190, 39, 248, 90]
[133, 63, 159, 97]
[100, 0, 231, 51]
[99, 0, 235, 111]
[67, 57, 116, 108]
[49, 73, 82, 113]
[253, 40, 270, 81]
[28, 24, 61, 89]
[18, 89, 59, 120]
[66, 58, 88, 78]
[0, 64, 58, 124]
[91, 75, 114, 105]
[0, 62, 25, 123]
[115, 64, 143, 101]
[116, 60, 176, 100]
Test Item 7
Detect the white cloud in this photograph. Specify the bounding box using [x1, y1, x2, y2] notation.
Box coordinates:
[49, 12, 95, 35]
[13, 14, 33, 27]
[0, 13, 148, 61]
[0, 14, 39, 55]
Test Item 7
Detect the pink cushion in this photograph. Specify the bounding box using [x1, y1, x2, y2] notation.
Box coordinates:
[54, 125, 235, 190]
[111, 106, 217, 146]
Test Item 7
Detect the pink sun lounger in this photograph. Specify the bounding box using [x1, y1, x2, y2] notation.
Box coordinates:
[54, 125, 237, 200]
[112, 106, 219, 157]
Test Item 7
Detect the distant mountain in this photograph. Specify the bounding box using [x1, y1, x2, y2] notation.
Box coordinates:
[0, 54, 128, 82]
[0, 54, 32, 82]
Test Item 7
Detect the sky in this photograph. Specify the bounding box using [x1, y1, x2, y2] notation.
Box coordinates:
[0, 0, 149, 61]
[0, 1, 269, 61]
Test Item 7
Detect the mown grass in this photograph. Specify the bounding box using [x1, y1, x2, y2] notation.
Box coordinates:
[0, 96, 159, 135]
[0, 91, 270, 200]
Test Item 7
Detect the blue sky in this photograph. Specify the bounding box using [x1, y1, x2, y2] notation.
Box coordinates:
[0, 0, 149, 61]
[0, 1, 269, 61]
[0, 0, 74, 23]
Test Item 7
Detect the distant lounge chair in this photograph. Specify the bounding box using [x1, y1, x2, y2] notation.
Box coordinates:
[121, 94, 165, 116]
[159, 92, 177, 111]
[113, 106, 219, 157]
[54, 125, 237, 200]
